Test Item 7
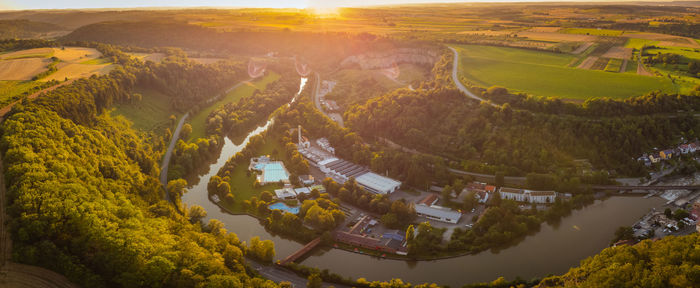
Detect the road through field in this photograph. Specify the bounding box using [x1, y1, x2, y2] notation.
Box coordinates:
[448, 47, 495, 106]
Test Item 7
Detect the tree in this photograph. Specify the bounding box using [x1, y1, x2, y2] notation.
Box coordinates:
[307, 273, 322, 288]
[181, 123, 193, 139]
[463, 191, 478, 211]
[495, 172, 505, 187]
[167, 178, 188, 200]
[188, 205, 207, 224]
[406, 225, 415, 241]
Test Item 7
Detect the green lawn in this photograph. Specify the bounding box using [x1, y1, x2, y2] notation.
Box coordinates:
[562, 28, 624, 36]
[187, 72, 280, 140]
[0, 80, 44, 106]
[111, 87, 178, 132]
[454, 44, 675, 100]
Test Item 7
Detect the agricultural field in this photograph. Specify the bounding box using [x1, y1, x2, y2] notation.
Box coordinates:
[0, 58, 50, 80]
[454, 44, 675, 100]
[111, 87, 178, 132]
[562, 28, 624, 36]
[604, 58, 623, 72]
[0, 80, 45, 106]
[187, 72, 280, 140]
[0, 47, 114, 82]
[128, 52, 166, 63]
[624, 38, 659, 50]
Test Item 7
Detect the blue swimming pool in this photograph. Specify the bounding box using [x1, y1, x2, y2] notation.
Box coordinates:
[268, 202, 300, 214]
[261, 162, 289, 183]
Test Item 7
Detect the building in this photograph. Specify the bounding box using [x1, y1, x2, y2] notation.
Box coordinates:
[297, 125, 310, 149]
[415, 203, 462, 224]
[355, 172, 402, 195]
[499, 188, 557, 204]
[294, 187, 311, 197]
[461, 182, 496, 204]
[274, 187, 297, 200]
[299, 175, 315, 186]
[649, 154, 660, 163]
[319, 158, 369, 183]
[660, 149, 673, 160]
[316, 138, 335, 155]
[418, 194, 438, 206]
[526, 190, 557, 203]
[499, 187, 527, 202]
[333, 215, 407, 254]
[679, 144, 690, 154]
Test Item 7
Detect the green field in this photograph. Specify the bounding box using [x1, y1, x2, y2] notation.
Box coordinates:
[624, 38, 659, 50]
[0, 80, 43, 106]
[645, 46, 700, 61]
[562, 28, 624, 36]
[604, 58, 623, 72]
[80, 58, 111, 65]
[454, 44, 675, 100]
[187, 72, 280, 140]
[111, 87, 178, 132]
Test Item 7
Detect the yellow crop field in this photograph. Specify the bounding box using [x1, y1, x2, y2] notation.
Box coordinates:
[40, 63, 115, 82]
[0, 58, 50, 80]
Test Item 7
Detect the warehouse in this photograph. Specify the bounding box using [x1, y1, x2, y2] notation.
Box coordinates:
[355, 172, 402, 195]
[415, 203, 462, 224]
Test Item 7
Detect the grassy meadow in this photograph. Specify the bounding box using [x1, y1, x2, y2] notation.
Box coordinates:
[111, 87, 178, 132]
[454, 44, 675, 100]
[563, 28, 624, 36]
[0, 80, 44, 106]
[187, 72, 280, 140]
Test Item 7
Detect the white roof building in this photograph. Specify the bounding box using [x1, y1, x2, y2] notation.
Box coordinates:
[355, 172, 402, 194]
[274, 188, 297, 200]
[415, 203, 462, 224]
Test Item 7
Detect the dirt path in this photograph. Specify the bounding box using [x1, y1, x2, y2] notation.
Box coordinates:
[577, 56, 598, 70]
[571, 42, 594, 55]
[0, 79, 75, 118]
[620, 59, 629, 73]
[637, 61, 654, 76]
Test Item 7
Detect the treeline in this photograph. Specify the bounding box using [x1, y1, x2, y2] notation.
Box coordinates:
[0, 38, 56, 51]
[481, 85, 700, 117]
[0, 19, 61, 39]
[61, 19, 415, 72]
[538, 234, 700, 287]
[1, 69, 279, 287]
[345, 87, 700, 176]
[206, 65, 299, 137]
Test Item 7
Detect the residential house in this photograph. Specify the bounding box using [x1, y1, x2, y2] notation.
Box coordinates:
[660, 149, 673, 160]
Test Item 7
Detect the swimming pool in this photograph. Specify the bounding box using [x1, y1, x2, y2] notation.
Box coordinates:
[261, 162, 289, 183]
[268, 202, 300, 214]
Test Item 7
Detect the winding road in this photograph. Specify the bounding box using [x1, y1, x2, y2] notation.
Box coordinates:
[448, 46, 495, 106]
[160, 112, 189, 202]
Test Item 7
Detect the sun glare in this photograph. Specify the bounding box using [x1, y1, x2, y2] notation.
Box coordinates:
[308, 6, 340, 18]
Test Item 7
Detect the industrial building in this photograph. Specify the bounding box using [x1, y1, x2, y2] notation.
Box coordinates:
[499, 187, 558, 204]
[415, 203, 462, 224]
[355, 172, 402, 195]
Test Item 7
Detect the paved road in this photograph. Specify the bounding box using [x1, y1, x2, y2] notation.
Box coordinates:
[311, 72, 345, 127]
[448, 46, 495, 106]
[160, 112, 189, 202]
[248, 260, 351, 288]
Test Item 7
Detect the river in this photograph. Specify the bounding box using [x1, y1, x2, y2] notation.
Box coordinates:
[181, 77, 669, 287]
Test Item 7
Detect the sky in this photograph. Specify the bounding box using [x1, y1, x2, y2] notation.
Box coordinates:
[0, 0, 652, 10]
